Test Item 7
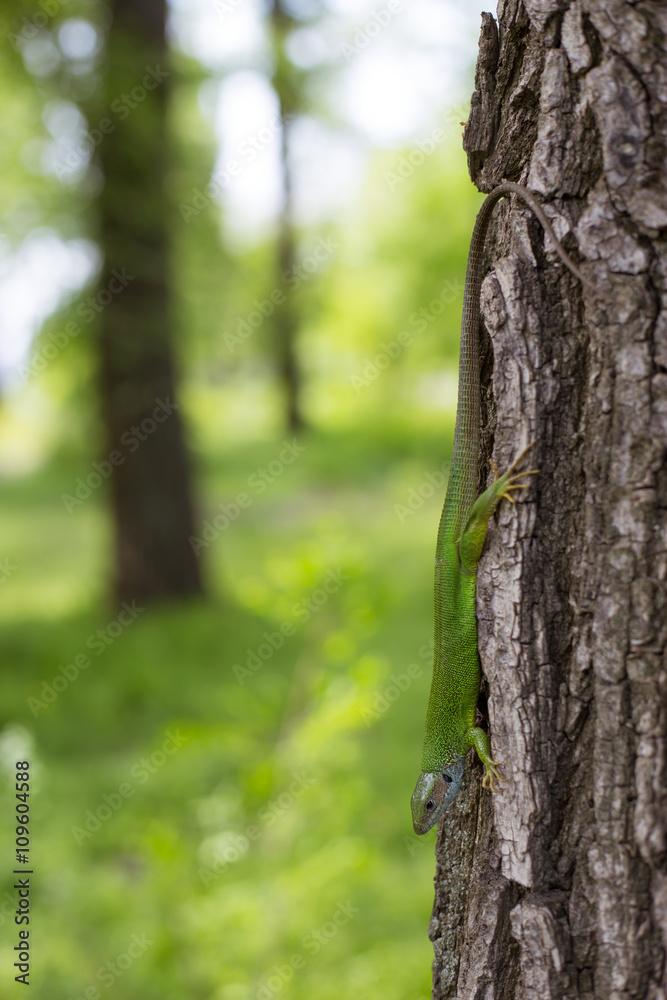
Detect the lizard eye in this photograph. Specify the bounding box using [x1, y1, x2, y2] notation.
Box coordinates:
[443, 774, 453, 783]
[425, 799, 434, 810]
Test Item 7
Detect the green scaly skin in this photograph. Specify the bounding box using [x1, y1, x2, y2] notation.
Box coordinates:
[411, 183, 592, 835]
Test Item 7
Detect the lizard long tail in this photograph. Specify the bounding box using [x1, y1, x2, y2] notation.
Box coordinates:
[435, 182, 590, 549]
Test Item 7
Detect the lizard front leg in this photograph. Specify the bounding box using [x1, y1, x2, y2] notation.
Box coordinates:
[468, 726, 504, 790]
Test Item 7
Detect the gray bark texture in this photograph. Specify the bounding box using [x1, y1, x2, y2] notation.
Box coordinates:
[430, 2, 667, 999]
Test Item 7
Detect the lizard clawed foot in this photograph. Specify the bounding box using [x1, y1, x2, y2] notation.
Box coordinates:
[492, 441, 539, 503]
[499, 478, 537, 504]
[507, 439, 537, 476]
[482, 760, 505, 792]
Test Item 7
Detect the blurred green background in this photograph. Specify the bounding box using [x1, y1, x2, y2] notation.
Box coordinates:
[0, 1, 487, 997]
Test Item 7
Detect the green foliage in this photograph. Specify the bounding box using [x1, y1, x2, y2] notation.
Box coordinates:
[0, 426, 457, 999]
[1, 7, 483, 996]
[295, 147, 483, 430]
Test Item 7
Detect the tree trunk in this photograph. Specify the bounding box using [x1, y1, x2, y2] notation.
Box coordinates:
[430, 3, 667, 998]
[270, 0, 304, 434]
[97, 0, 202, 605]
[275, 116, 304, 434]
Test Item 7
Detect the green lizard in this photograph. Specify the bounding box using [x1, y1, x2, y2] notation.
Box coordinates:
[411, 182, 591, 835]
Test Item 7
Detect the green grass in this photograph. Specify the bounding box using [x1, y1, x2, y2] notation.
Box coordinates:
[0, 421, 454, 1000]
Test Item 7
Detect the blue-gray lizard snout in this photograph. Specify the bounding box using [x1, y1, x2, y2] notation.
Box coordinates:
[410, 760, 464, 835]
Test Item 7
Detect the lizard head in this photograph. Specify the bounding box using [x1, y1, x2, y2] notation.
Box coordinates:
[410, 760, 464, 835]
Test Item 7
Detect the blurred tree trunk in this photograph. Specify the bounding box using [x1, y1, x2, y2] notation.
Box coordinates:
[97, 0, 202, 604]
[430, 3, 667, 998]
[270, 0, 304, 434]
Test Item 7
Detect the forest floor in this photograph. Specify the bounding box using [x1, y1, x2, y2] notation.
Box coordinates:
[0, 421, 456, 1000]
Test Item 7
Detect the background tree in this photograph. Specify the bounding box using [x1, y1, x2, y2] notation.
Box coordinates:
[95, 0, 202, 604]
[430, 4, 667, 998]
[269, 0, 304, 433]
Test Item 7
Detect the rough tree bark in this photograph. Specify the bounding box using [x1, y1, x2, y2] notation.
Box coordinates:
[97, 0, 202, 605]
[430, 3, 667, 998]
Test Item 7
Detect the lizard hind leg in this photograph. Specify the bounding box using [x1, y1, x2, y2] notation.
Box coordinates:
[457, 442, 539, 571]
[468, 726, 505, 792]
[506, 439, 537, 475]
[495, 440, 539, 505]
